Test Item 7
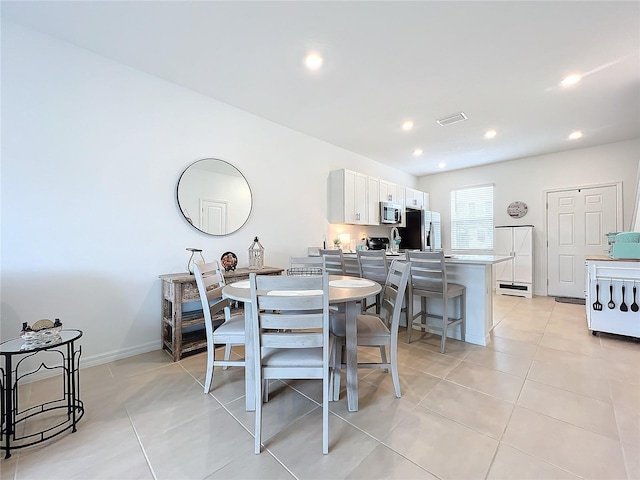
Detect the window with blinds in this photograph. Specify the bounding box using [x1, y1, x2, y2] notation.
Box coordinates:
[450, 184, 494, 250]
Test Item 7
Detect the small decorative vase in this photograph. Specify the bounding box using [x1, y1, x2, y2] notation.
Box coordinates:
[186, 248, 205, 275]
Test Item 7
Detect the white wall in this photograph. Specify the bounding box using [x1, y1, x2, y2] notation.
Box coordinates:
[0, 22, 416, 366]
[418, 139, 640, 295]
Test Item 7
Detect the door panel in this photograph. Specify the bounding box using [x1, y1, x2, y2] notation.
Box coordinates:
[547, 185, 618, 298]
[201, 199, 227, 235]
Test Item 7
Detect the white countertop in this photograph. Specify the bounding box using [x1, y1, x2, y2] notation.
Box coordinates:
[343, 251, 513, 265]
[444, 254, 513, 265]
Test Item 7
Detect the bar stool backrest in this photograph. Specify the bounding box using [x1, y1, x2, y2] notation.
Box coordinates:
[407, 251, 447, 294]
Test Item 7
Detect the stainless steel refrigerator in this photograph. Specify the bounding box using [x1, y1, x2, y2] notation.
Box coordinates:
[398, 208, 442, 251]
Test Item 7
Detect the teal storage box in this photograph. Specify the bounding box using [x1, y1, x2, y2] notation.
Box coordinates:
[612, 232, 640, 259]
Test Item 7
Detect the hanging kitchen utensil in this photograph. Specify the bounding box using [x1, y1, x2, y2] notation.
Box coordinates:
[608, 283, 615, 309]
[620, 283, 628, 312]
[631, 283, 639, 313]
[592, 283, 603, 311]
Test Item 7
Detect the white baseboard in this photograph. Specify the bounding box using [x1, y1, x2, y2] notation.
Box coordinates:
[80, 340, 163, 369]
[18, 340, 163, 384]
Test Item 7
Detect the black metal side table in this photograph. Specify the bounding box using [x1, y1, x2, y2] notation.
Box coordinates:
[1, 329, 84, 459]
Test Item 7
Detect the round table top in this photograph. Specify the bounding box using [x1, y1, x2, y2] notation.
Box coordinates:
[0, 329, 83, 355]
[222, 275, 381, 304]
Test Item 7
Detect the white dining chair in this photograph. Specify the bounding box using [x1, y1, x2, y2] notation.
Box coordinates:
[249, 272, 332, 454]
[193, 262, 246, 394]
[405, 251, 466, 353]
[330, 260, 411, 400]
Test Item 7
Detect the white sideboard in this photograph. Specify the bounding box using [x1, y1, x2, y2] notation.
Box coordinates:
[585, 257, 640, 339]
[494, 225, 534, 298]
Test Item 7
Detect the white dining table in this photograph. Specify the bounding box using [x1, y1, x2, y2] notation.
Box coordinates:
[222, 274, 381, 412]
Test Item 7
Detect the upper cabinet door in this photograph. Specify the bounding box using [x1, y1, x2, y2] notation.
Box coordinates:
[405, 188, 425, 209]
[328, 169, 369, 225]
[380, 180, 402, 203]
[367, 176, 380, 225]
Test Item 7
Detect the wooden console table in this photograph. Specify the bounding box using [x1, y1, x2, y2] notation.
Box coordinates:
[159, 266, 284, 361]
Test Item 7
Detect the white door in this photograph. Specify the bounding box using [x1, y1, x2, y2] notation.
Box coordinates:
[547, 185, 618, 298]
[201, 199, 228, 235]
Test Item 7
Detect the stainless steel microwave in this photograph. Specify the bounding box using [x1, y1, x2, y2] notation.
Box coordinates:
[379, 201, 402, 224]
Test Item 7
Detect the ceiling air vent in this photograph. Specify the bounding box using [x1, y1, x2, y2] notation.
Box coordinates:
[436, 112, 468, 126]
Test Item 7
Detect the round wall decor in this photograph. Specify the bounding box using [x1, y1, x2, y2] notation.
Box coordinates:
[507, 201, 528, 218]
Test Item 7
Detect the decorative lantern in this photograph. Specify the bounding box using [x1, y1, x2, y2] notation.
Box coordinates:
[248, 236, 264, 270]
[186, 248, 205, 275]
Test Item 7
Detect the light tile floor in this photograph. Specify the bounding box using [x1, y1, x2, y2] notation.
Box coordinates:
[2, 295, 639, 479]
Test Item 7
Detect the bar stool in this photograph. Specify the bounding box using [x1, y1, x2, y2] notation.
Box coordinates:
[319, 248, 345, 275]
[357, 250, 389, 313]
[406, 251, 466, 353]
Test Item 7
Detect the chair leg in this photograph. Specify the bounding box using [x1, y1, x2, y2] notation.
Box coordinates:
[222, 344, 232, 370]
[390, 341, 401, 398]
[379, 346, 389, 372]
[460, 291, 466, 342]
[328, 335, 337, 400]
[322, 366, 329, 454]
[406, 292, 413, 344]
[440, 297, 448, 354]
[332, 339, 344, 401]
[204, 345, 215, 394]
[255, 372, 262, 454]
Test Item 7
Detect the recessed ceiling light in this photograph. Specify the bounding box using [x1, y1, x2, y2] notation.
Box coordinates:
[568, 130, 583, 140]
[413, 148, 423, 156]
[438, 162, 446, 169]
[401, 120, 414, 131]
[484, 129, 497, 139]
[561, 73, 582, 87]
[304, 52, 323, 71]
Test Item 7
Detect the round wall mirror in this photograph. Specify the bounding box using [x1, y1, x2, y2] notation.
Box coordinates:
[177, 158, 252, 235]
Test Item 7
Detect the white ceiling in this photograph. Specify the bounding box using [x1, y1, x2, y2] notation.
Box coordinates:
[3, 1, 639, 176]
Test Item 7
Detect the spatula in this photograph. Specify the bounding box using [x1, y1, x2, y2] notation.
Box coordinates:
[631, 284, 639, 313]
[608, 283, 615, 309]
[592, 283, 603, 311]
[620, 284, 628, 312]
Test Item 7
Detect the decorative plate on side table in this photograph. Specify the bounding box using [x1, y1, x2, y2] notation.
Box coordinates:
[220, 252, 238, 271]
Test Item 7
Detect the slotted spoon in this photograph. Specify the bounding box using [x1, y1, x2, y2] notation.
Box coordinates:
[608, 283, 615, 309]
[592, 283, 603, 311]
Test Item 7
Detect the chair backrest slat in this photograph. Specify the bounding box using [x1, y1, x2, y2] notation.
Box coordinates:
[357, 250, 389, 283]
[407, 251, 447, 294]
[319, 249, 345, 275]
[379, 260, 412, 332]
[343, 256, 361, 277]
[193, 261, 232, 336]
[250, 273, 330, 351]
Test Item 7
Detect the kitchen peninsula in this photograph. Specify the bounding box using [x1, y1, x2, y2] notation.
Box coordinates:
[442, 255, 512, 345]
[346, 253, 513, 346]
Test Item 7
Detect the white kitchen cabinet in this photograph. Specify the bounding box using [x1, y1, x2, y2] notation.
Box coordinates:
[379, 180, 402, 203]
[367, 176, 380, 225]
[423, 192, 430, 210]
[329, 169, 370, 225]
[405, 187, 425, 209]
[494, 225, 534, 298]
